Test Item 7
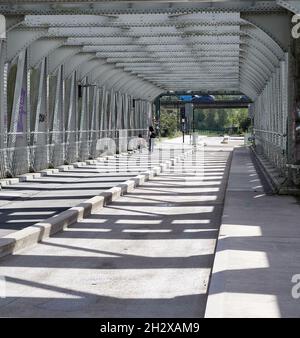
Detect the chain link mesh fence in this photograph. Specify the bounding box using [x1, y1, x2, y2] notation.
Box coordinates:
[0, 128, 147, 179]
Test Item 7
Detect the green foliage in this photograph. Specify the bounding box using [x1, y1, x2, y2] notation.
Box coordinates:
[160, 109, 179, 137]
[159, 107, 251, 137]
[194, 108, 251, 134]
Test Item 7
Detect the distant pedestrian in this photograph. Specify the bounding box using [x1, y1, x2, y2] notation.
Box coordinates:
[148, 126, 156, 152]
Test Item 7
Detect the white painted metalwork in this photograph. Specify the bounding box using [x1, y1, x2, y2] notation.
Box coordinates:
[0, 0, 298, 183]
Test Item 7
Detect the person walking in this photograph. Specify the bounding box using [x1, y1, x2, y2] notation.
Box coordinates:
[148, 126, 156, 152]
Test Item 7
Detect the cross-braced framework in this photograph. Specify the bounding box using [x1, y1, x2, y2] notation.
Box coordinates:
[0, 0, 298, 184]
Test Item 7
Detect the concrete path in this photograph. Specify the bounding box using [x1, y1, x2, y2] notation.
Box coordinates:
[0, 139, 236, 317]
[205, 147, 300, 318]
[0, 139, 190, 237]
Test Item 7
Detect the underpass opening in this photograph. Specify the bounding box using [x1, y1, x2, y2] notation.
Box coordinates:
[0, 0, 300, 320]
[157, 92, 252, 138]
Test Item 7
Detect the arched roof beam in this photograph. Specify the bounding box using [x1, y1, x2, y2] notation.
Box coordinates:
[28, 37, 66, 69]
[7, 27, 48, 62]
[47, 45, 82, 75]
[63, 53, 96, 79]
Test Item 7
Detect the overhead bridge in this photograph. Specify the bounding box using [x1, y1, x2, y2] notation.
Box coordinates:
[1, 0, 300, 319]
[0, 0, 298, 187]
[161, 100, 252, 109]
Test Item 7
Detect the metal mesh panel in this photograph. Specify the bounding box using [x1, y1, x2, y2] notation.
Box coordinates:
[253, 55, 289, 174]
[0, 129, 147, 179]
[9, 146, 29, 176]
[32, 144, 48, 171]
[65, 131, 78, 164]
[0, 149, 8, 178]
[49, 143, 63, 167]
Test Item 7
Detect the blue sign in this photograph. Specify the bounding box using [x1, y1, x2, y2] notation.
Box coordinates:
[192, 95, 215, 103]
[179, 95, 193, 102]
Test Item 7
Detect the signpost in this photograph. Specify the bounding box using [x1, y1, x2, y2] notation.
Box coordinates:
[180, 107, 185, 143]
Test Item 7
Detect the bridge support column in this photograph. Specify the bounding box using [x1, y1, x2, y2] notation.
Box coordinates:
[154, 96, 160, 137]
[0, 40, 8, 178]
[89, 86, 100, 158]
[8, 50, 28, 176]
[116, 91, 123, 130]
[101, 88, 108, 136]
[32, 57, 48, 170]
[78, 77, 88, 161]
[64, 71, 76, 164]
[122, 93, 128, 130]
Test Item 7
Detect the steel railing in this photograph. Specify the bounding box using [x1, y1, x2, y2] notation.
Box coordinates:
[0, 129, 147, 179]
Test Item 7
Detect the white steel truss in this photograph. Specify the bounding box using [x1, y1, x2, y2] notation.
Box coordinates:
[0, 0, 297, 181]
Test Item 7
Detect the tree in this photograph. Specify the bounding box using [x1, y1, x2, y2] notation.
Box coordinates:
[205, 110, 218, 130]
[159, 106, 251, 136]
[160, 108, 179, 137]
[216, 110, 229, 130]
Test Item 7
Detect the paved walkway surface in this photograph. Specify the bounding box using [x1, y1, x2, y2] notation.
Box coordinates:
[205, 147, 300, 318]
[0, 138, 237, 317]
[0, 140, 190, 237]
[3, 137, 298, 318]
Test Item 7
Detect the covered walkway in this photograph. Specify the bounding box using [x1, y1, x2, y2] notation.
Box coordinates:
[0, 137, 299, 317]
[0, 141, 191, 237]
[0, 0, 300, 318]
[0, 138, 235, 317]
[0, 0, 299, 185]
